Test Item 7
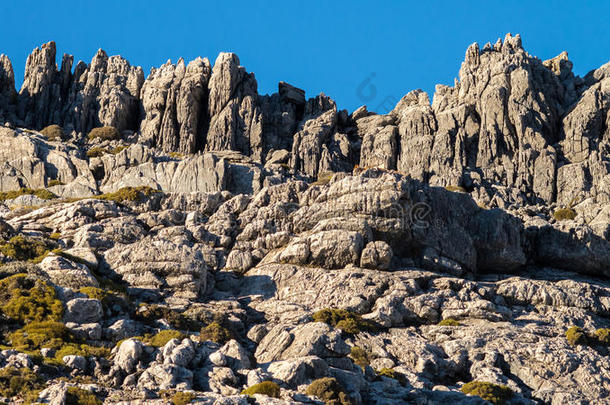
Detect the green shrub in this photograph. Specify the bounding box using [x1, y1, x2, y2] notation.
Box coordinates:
[305, 377, 352, 405]
[349, 346, 370, 368]
[554, 208, 576, 221]
[97, 186, 162, 204]
[376, 368, 407, 385]
[48, 180, 65, 187]
[312, 308, 380, 334]
[595, 328, 610, 345]
[169, 391, 196, 405]
[460, 381, 513, 405]
[9, 321, 72, 351]
[169, 152, 184, 159]
[136, 305, 201, 331]
[0, 275, 63, 323]
[87, 126, 120, 141]
[79, 286, 129, 314]
[86, 147, 107, 158]
[0, 188, 57, 201]
[0, 366, 43, 399]
[241, 381, 281, 398]
[445, 185, 466, 193]
[0, 235, 52, 262]
[110, 145, 128, 155]
[438, 318, 460, 326]
[40, 125, 65, 141]
[146, 329, 186, 347]
[566, 326, 588, 346]
[200, 322, 233, 344]
[66, 386, 102, 405]
[53, 343, 111, 364]
[312, 172, 334, 186]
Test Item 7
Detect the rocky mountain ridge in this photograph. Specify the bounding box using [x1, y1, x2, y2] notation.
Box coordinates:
[0, 34, 608, 404]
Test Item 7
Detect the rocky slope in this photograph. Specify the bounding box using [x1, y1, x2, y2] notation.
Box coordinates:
[0, 34, 608, 404]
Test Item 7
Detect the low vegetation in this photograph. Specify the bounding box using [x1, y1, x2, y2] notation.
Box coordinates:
[86, 147, 106, 158]
[97, 186, 162, 204]
[40, 124, 65, 141]
[136, 305, 201, 331]
[0, 187, 57, 201]
[48, 179, 64, 187]
[241, 381, 281, 398]
[200, 322, 233, 344]
[376, 368, 407, 385]
[444, 185, 467, 193]
[0, 366, 43, 400]
[0, 236, 52, 263]
[146, 329, 186, 347]
[159, 390, 196, 405]
[553, 207, 577, 221]
[80, 287, 129, 314]
[87, 126, 120, 141]
[312, 172, 334, 186]
[565, 326, 610, 347]
[566, 326, 588, 346]
[0, 274, 63, 323]
[460, 381, 513, 405]
[312, 308, 380, 334]
[349, 346, 370, 368]
[306, 377, 352, 404]
[438, 318, 460, 326]
[8, 321, 72, 351]
[66, 386, 102, 405]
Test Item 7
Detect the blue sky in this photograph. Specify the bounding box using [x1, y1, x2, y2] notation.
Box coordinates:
[2, 1, 610, 113]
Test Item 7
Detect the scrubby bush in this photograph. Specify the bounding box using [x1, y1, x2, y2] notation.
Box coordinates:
[312, 172, 334, 186]
[460, 381, 513, 405]
[80, 287, 129, 314]
[595, 328, 610, 345]
[9, 321, 72, 351]
[553, 208, 576, 221]
[438, 318, 460, 326]
[66, 386, 102, 405]
[349, 346, 370, 368]
[40, 124, 65, 141]
[0, 366, 43, 399]
[241, 381, 281, 398]
[312, 308, 380, 334]
[53, 343, 111, 363]
[48, 180, 65, 187]
[0, 187, 57, 201]
[170, 391, 196, 405]
[169, 152, 184, 159]
[87, 126, 120, 141]
[376, 368, 407, 385]
[146, 329, 186, 347]
[306, 377, 352, 404]
[566, 326, 588, 346]
[86, 147, 107, 158]
[0, 275, 63, 323]
[200, 322, 233, 344]
[98, 186, 162, 204]
[0, 236, 51, 263]
[110, 145, 128, 154]
[136, 304, 201, 331]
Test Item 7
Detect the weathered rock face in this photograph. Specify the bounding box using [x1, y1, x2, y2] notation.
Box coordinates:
[1, 34, 610, 405]
[140, 57, 211, 153]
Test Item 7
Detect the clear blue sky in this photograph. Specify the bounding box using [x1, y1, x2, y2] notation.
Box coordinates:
[2, 1, 610, 113]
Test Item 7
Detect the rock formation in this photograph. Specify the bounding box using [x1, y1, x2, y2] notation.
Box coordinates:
[0, 34, 609, 404]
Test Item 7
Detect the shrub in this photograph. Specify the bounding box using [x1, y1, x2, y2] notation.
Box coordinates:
[40, 125, 65, 141]
[136, 305, 201, 331]
[9, 321, 72, 351]
[49, 232, 61, 240]
[48, 180, 65, 187]
[312, 308, 380, 334]
[241, 381, 281, 398]
[53, 343, 111, 363]
[0, 236, 51, 262]
[146, 329, 186, 347]
[200, 322, 233, 344]
[349, 346, 370, 368]
[0, 366, 43, 399]
[169, 152, 184, 159]
[595, 328, 610, 345]
[86, 147, 107, 158]
[305, 377, 352, 405]
[312, 172, 334, 186]
[97, 186, 162, 204]
[566, 326, 588, 346]
[553, 208, 576, 221]
[445, 185, 466, 193]
[170, 391, 196, 405]
[0, 188, 57, 201]
[66, 386, 102, 405]
[0, 275, 63, 323]
[438, 318, 460, 326]
[87, 126, 120, 141]
[110, 145, 128, 155]
[460, 381, 513, 405]
[79, 286, 129, 313]
[376, 368, 407, 385]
